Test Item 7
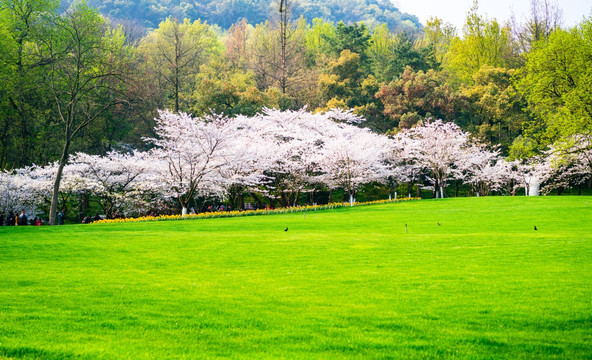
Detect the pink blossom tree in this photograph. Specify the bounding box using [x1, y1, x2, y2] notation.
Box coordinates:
[399, 119, 470, 198]
[542, 135, 592, 194]
[69, 151, 157, 217]
[455, 144, 503, 196]
[315, 126, 391, 205]
[146, 110, 238, 215]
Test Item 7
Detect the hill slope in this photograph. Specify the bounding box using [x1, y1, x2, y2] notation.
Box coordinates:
[61, 0, 422, 31]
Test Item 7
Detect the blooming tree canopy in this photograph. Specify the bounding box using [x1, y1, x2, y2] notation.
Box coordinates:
[147, 110, 240, 214]
[398, 119, 470, 198]
[69, 151, 157, 217]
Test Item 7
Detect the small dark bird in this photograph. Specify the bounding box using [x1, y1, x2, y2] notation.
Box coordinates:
[284, 227, 288, 231]
[437, 222, 441, 226]
[534, 226, 537, 231]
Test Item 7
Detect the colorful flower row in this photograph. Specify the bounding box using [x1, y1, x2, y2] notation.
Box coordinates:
[93, 197, 420, 224]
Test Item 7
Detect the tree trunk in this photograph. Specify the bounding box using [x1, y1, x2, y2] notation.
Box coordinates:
[433, 180, 438, 198]
[279, 0, 288, 94]
[179, 195, 189, 215]
[49, 137, 71, 225]
[78, 191, 89, 221]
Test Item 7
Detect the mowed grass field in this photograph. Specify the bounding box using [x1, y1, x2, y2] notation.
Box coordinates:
[0, 197, 591, 359]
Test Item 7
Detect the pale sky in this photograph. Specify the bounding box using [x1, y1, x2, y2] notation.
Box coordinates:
[393, 0, 591, 32]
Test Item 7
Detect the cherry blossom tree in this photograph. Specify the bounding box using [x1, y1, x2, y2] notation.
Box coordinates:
[69, 151, 157, 217]
[246, 108, 329, 207]
[146, 110, 238, 215]
[509, 158, 550, 196]
[542, 135, 592, 194]
[24, 163, 86, 215]
[316, 126, 391, 205]
[456, 144, 503, 196]
[390, 134, 425, 198]
[1, 163, 86, 218]
[399, 119, 470, 198]
[211, 114, 275, 210]
[0, 170, 34, 215]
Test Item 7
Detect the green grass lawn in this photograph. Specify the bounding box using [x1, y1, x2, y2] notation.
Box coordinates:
[1, 196, 591, 359]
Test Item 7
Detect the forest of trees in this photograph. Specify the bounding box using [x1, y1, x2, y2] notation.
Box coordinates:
[63, 0, 422, 32]
[0, 0, 591, 221]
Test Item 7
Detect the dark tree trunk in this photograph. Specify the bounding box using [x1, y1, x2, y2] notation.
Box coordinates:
[49, 135, 71, 225]
[78, 192, 90, 221]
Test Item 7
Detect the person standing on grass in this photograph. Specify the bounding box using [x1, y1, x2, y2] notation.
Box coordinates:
[18, 210, 27, 226]
[5, 211, 15, 226]
[57, 211, 64, 225]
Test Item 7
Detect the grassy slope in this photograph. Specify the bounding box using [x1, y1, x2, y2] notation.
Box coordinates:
[0, 196, 591, 359]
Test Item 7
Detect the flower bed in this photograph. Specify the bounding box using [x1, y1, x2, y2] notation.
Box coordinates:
[94, 198, 420, 224]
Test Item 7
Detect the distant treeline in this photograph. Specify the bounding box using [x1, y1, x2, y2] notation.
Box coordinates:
[0, 0, 590, 171]
[63, 0, 422, 31]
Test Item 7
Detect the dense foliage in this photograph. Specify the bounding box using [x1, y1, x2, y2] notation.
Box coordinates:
[0, 0, 591, 221]
[60, 0, 422, 32]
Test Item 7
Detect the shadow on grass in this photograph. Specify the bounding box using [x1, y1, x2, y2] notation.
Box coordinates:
[0, 346, 87, 360]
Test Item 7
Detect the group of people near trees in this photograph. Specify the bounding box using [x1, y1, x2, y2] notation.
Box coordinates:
[0, 210, 42, 226]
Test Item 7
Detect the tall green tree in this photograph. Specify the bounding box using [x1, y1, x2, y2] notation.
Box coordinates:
[516, 17, 592, 150]
[376, 67, 467, 130]
[369, 25, 436, 83]
[37, 3, 134, 224]
[248, 5, 309, 100]
[329, 22, 370, 67]
[0, 0, 58, 169]
[191, 60, 272, 116]
[422, 17, 456, 65]
[138, 17, 221, 113]
[444, 1, 517, 86]
[461, 66, 528, 151]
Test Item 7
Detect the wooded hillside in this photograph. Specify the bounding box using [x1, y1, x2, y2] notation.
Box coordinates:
[61, 0, 422, 32]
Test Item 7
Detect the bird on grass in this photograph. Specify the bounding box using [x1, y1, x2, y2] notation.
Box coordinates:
[534, 225, 537, 231]
[284, 227, 288, 231]
[437, 222, 441, 226]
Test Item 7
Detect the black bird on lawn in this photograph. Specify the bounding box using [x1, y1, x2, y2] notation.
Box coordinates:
[534, 225, 538, 230]
[437, 222, 441, 226]
[284, 227, 288, 231]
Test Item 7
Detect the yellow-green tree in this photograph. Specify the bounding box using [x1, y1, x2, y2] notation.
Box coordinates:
[138, 17, 221, 112]
[461, 66, 528, 150]
[516, 18, 592, 150]
[39, 3, 134, 224]
[444, 1, 517, 86]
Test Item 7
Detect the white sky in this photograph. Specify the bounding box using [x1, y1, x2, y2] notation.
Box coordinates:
[392, 0, 591, 32]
